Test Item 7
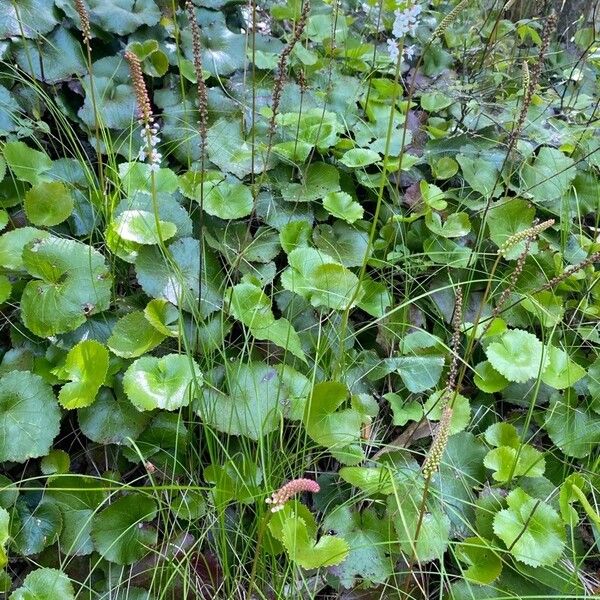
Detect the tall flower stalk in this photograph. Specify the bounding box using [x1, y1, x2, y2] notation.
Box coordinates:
[74, 0, 106, 196]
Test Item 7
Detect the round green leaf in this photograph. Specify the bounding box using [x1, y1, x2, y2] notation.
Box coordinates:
[135, 237, 222, 317]
[12, 499, 62, 556]
[0, 227, 50, 271]
[2, 141, 52, 184]
[544, 389, 600, 458]
[0, 275, 11, 303]
[9, 568, 75, 600]
[323, 191, 364, 224]
[196, 361, 282, 440]
[123, 353, 203, 411]
[541, 346, 586, 390]
[40, 449, 70, 475]
[91, 494, 157, 565]
[483, 445, 545, 482]
[20, 236, 112, 337]
[493, 488, 565, 567]
[203, 181, 253, 220]
[143, 299, 181, 337]
[108, 310, 166, 358]
[474, 361, 509, 393]
[486, 329, 547, 383]
[455, 537, 502, 585]
[0, 371, 60, 463]
[78, 387, 151, 445]
[339, 148, 380, 168]
[170, 490, 206, 521]
[424, 390, 471, 434]
[57, 340, 109, 409]
[281, 514, 349, 569]
[431, 156, 458, 180]
[113, 210, 177, 245]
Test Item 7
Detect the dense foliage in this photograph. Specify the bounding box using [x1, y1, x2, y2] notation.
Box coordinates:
[0, 0, 600, 598]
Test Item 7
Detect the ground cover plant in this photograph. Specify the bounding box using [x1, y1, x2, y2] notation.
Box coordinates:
[0, 0, 600, 598]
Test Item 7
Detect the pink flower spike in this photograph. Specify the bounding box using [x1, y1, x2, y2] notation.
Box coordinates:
[265, 478, 320, 513]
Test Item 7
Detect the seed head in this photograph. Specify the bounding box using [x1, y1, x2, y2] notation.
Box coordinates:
[265, 478, 320, 512]
[422, 405, 452, 478]
[75, 0, 91, 43]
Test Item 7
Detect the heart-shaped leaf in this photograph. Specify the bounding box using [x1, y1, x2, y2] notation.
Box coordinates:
[9, 568, 75, 600]
[281, 513, 349, 569]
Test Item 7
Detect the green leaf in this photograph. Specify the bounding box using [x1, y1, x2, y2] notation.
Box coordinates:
[484, 445, 545, 482]
[0, 227, 50, 271]
[431, 156, 459, 179]
[57, 340, 109, 409]
[323, 191, 364, 224]
[0, 371, 60, 463]
[182, 21, 246, 76]
[196, 361, 282, 440]
[455, 537, 502, 585]
[456, 153, 501, 198]
[92, 494, 157, 565]
[544, 390, 600, 458]
[281, 514, 349, 569]
[14, 27, 86, 83]
[226, 281, 306, 361]
[123, 353, 203, 411]
[0, 274, 11, 304]
[493, 488, 565, 567]
[339, 465, 395, 495]
[204, 456, 262, 507]
[486, 329, 547, 383]
[108, 311, 166, 358]
[387, 479, 451, 562]
[2, 141, 52, 184]
[11, 499, 62, 556]
[303, 382, 365, 464]
[541, 346, 586, 389]
[118, 162, 179, 194]
[484, 422, 521, 448]
[474, 361, 509, 393]
[424, 390, 471, 434]
[170, 490, 206, 521]
[56, 0, 160, 35]
[143, 299, 180, 337]
[113, 210, 177, 245]
[282, 247, 364, 310]
[46, 474, 106, 555]
[395, 356, 445, 393]
[40, 450, 70, 475]
[281, 162, 341, 202]
[78, 57, 136, 130]
[384, 392, 423, 426]
[521, 291, 564, 328]
[9, 568, 75, 600]
[520, 147, 576, 204]
[340, 148, 380, 168]
[135, 237, 222, 317]
[202, 181, 253, 220]
[425, 211, 471, 238]
[20, 236, 112, 337]
[78, 387, 151, 445]
[0, 1, 58, 38]
[322, 506, 395, 587]
[24, 181, 74, 226]
[486, 198, 536, 260]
